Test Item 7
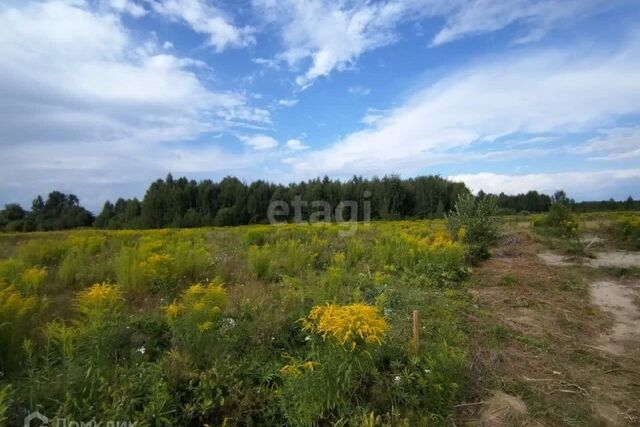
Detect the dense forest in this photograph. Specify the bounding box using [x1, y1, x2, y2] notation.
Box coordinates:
[1, 174, 638, 232]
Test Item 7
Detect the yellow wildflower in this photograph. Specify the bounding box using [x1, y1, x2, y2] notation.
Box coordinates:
[20, 266, 47, 294]
[302, 303, 388, 350]
[75, 283, 123, 318]
[164, 303, 180, 319]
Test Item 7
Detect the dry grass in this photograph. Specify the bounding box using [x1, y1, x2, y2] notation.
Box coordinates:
[458, 229, 640, 426]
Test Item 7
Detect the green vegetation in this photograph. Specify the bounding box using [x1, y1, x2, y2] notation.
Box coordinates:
[447, 193, 501, 263]
[610, 214, 640, 249]
[2, 174, 637, 234]
[533, 191, 579, 237]
[0, 192, 93, 232]
[0, 220, 475, 425]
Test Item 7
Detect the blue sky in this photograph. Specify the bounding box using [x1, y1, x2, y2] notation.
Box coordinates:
[1, 0, 640, 210]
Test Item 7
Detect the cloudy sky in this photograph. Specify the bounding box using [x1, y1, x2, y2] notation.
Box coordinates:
[1, 0, 640, 210]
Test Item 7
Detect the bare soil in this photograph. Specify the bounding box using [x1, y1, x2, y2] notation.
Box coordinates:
[457, 230, 640, 426]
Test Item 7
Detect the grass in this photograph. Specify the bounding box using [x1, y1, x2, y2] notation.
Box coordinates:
[1, 212, 638, 426]
[0, 220, 471, 426]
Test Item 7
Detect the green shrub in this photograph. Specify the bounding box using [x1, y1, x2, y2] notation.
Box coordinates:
[534, 202, 579, 237]
[610, 215, 640, 249]
[446, 193, 500, 263]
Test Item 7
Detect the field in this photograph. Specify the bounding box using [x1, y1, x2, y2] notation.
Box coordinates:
[0, 213, 639, 426]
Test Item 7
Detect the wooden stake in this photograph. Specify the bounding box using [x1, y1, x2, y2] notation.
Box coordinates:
[412, 310, 419, 351]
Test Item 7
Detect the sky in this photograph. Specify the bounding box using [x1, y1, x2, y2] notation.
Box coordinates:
[1, 0, 640, 211]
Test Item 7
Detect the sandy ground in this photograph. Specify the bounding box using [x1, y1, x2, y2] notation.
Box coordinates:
[538, 250, 640, 269]
[459, 230, 640, 426]
[591, 280, 640, 355]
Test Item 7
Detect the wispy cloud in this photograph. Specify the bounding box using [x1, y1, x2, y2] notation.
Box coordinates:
[286, 139, 309, 151]
[430, 0, 603, 46]
[278, 98, 298, 107]
[290, 35, 640, 176]
[253, 0, 407, 87]
[252, 0, 607, 85]
[572, 127, 640, 161]
[146, 0, 254, 52]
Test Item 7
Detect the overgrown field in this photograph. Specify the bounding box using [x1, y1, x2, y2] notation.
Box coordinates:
[0, 221, 474, 426]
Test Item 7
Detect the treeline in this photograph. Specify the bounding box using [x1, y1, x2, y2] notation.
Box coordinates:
[0, 191, 93, 232]
[479, 190, 552, 214]
[94, 174, 470, 229]
[574, 197, 640, 212]
[1, 174, 639, 232]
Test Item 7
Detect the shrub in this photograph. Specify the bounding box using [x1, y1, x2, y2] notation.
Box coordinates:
[610, 215, 640, 249]
[446, 193, 500, 263]
[534, 202, 579, 237]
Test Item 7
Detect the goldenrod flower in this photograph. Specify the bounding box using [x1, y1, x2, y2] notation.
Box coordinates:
[302, 303, 388, 350]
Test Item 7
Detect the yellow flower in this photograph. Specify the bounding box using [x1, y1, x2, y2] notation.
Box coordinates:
[302, 303, 388, 350]
[75, 283, 123, 318]
[20, 266, 47, 293]
[164, 279, 227, 333]
[164, 303, 180, 319]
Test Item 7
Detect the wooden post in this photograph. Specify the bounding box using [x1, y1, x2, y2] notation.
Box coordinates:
[412, 310, 419, 352]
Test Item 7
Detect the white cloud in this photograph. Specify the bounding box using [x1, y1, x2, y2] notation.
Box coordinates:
[430, 0, 600, 46]
[252, 0, 606, 85]
[253, 0, 407, 86]
[241, 134, 279, 150]
[573, 127, 640, 161]
[290, 35, 640, 176]
[286, 139, 308, 151]
[107, 0, 147, 17]
[448, 168, 640, 200]
[278, 98, 298, 107]
[0, 0, 269, 208]
[147, 0, 254, 52]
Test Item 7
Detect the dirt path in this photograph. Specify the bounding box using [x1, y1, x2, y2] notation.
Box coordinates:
[458, 231, 640, 426]
[591, 280, 640, 355]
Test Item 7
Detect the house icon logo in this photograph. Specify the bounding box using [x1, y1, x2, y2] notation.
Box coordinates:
[24, 411, 49, 427]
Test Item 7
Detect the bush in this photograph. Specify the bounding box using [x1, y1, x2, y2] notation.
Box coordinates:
[446, 193, 500, 263]
[534, 202, 579, 237]
[610, 215, 640, 249]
